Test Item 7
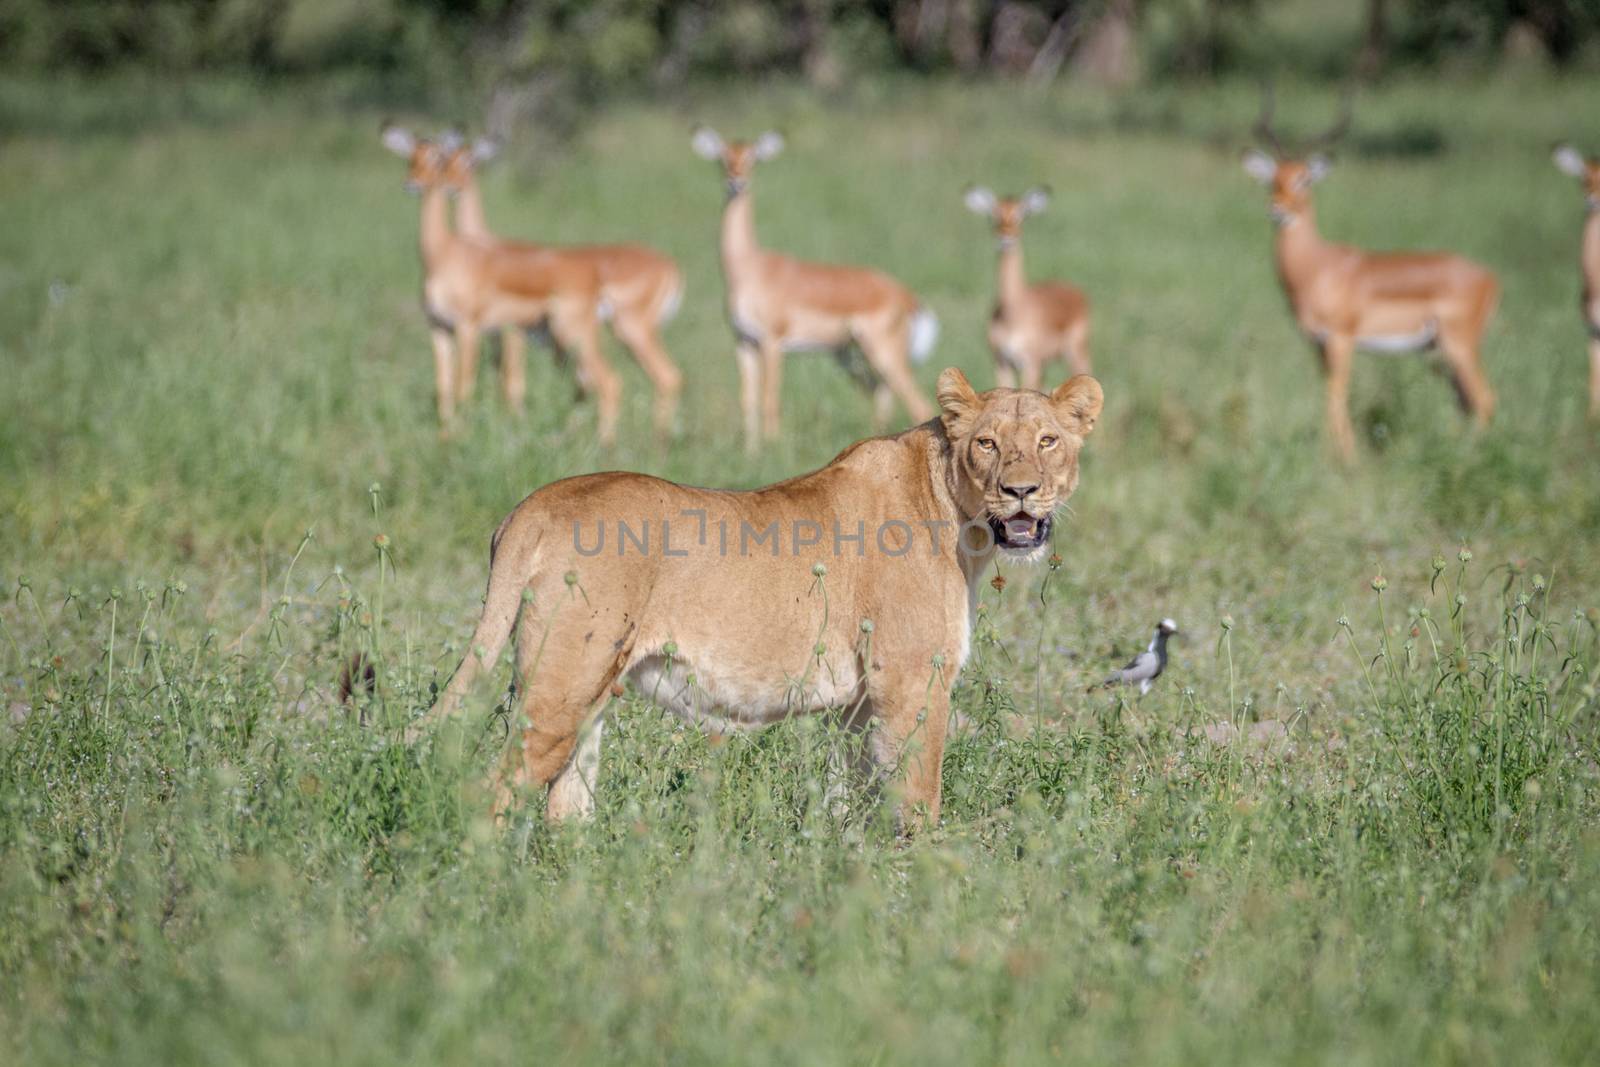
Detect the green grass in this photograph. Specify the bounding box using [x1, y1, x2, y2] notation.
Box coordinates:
[2, 72, 1599, 1064]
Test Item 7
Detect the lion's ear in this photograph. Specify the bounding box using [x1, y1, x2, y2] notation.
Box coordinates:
[1052, 375, 1103, 436]
[937, 367, 982, 438]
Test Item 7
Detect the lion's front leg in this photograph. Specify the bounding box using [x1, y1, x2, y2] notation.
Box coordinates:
[867, 659, 952, 833]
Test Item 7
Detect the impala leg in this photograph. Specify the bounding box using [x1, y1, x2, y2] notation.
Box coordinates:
[1440, 327, 1496, 426]
[501, 327, 527, 416]
[430, 326, 458, 432]
[614, 312, 684, 438]
[1066, 319, 1092, 377]
[736, 340, 761, 453]
[872, 384, 896, 430]
[862, 331, 934, 424]
[992, 354, 1018, 390]
[553, 302, 620, 447]
[454, 320, 481, 407]
[1589, 336, 1600, 420]
[1321, 336, 1357, 463]
[1019, 354, 1043, 393]
[759, 336, 784, 442]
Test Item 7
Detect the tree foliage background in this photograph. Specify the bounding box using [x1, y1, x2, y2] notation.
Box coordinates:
[5, 1, 1600, 131]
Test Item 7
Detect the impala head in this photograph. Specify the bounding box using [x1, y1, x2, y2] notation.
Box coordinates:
[438, 133, 501, 193]
[936, 367, 1104, 561]
[1241, 84, 1351, 227]
[691, 125, 785, 198]
[1553, 143, 1600, 210]
[381, 123, 448, 195]
[1242, 151, 1332, 225]
[963, 185, 1051, 247]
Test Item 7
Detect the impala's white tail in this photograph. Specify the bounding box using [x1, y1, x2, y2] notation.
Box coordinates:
[909, 307, 939, 364]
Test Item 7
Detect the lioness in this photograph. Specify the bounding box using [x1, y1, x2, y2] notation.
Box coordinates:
[416, 368, 1103, 826]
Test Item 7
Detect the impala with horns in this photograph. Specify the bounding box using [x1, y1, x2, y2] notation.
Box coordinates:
[963, 184, 1091, 389]
[1242, 89, 1498, 461]
[1550, 142, 1600, 419]
[691, 126, 938, 451]
[440, 133, 685, 436]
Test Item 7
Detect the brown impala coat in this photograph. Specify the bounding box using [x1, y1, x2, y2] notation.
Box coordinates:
[692, 127, 937, 451]
[382, 125, 615, 442]
[964, 185, 1091, 389]
[1552, 143, 1600, 418]
[1243, 149, 1498, 461]
[445, 139, 685, 434]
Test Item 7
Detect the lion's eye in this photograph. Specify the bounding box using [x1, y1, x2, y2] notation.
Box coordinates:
[1039, 435, 1058, 450]
[975, 438, 997, 453]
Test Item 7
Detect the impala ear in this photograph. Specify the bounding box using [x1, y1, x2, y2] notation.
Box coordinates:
[691, 125, 726, 161]
[937, 367, 983, 438]
[1554, 143, 1588, 179]
[1052, 375, 1103, 437]
[380, 123, 417, 158]
[752, 130, 785, 161]
[1020, 186, 1051, 216]
[1241, 148, 1277, 185]
[963, 185, 997, 217]
[1305, 153, 1333, 184]
[471, 137, 501, 166]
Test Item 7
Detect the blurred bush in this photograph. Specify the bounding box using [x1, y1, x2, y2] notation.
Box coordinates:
[5, 2, 1600, 130]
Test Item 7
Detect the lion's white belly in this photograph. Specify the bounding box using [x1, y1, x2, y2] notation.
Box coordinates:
[626, 652, 865, 731]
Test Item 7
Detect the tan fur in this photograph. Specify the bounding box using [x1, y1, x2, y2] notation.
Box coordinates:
[692, 127, 935, 451]
[1244, 150, 1498, 461]
[965, 187, 1092, 389]
[381, 126, 616, 443]
[1552, 143, 1600, 419]
[414, 368, 1104, 828]
[445, 145, 686, 436]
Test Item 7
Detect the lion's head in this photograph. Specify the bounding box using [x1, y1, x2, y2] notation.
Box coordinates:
[936, 367, 1104, 562]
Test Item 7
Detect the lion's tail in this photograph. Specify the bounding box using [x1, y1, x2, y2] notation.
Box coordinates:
[408, 509, 542, 743]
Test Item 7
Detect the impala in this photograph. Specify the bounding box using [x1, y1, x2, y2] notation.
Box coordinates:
[381, 124, 617, 444]
[1241, 91, 1498, 461]
[1551, 142, 1600, 419]
[963, 185, 1091, 388]
[442, 135, 685, 435]
[691, 126, 938, 451]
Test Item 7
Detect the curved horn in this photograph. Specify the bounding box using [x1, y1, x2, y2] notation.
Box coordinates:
[1252, 79, 1285, 157]
[1307, 87, 1355, 151]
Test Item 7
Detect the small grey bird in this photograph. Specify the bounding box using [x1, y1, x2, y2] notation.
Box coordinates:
[1094, 618, 1178, 695]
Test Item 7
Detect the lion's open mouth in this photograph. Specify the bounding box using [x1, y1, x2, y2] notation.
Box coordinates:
[989, 512, 1052, 550]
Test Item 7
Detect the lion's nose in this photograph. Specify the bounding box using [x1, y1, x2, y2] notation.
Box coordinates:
[1000, 482, 1039, 501]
